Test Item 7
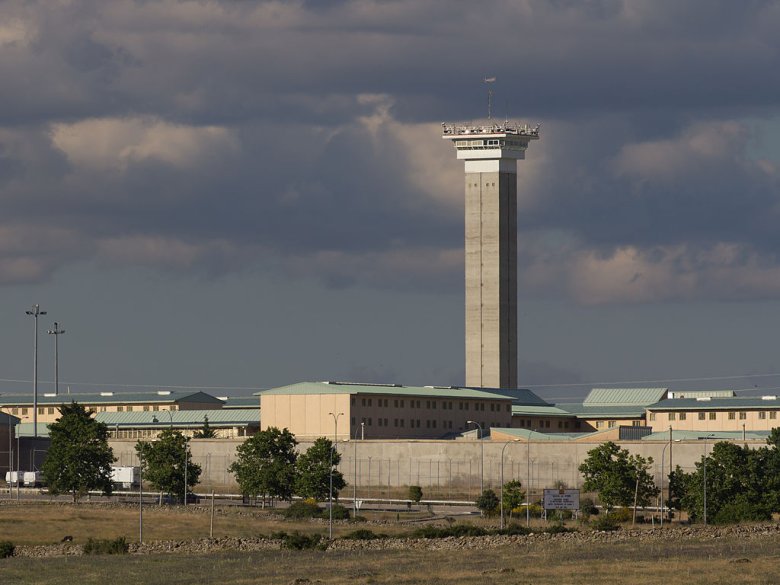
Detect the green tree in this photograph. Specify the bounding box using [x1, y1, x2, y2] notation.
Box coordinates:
[193, 416, 217, 439]
[408, 485, 423, 504]
[476, 488, 500, 517]
[136, 429, 201, 502]
[671, 441, 771, 523]
[501, 480, 525, 520]
[42, 402, 115, 502]
[294, 437, 346, 501]
[228, 427, 298, 503]
[579, 442, 659, 511]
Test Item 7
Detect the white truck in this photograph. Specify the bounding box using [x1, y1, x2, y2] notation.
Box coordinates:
[110, 466, 140, 489]
[4, 471, 43, 487]
[4, 471, 21, 485]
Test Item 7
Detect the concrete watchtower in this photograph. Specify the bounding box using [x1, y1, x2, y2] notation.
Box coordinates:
[442, 120, 539, 388]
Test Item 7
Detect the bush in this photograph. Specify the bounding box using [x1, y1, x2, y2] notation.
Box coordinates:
[591, 514, 620, 532]
[545, 523, 576, 534]
[321, 504, 350, 520]
[272, 531, 324, 550]
[608, 507, 633, 523]
[284, 500, 322, 519]
[579, 497, 598, 517]
[412, 524, 488, 539]
[516, 503, 543, 518]
[341, 529, 386, 540]
[408, 485, 423, 504]
[476, 489, 500, 517]
[498, 523, 531, 536]
[713, 501, 772, 525]
[83, 537, 129, 555]
[0, 541, 14, 559]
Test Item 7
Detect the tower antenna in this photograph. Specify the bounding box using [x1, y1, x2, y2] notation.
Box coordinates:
[483, 76, 496, 119]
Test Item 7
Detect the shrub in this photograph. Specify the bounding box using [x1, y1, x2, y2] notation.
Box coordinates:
[545, 523, 576, 534]
[412, 524, 488, 539]
[284, 500, 322, 519]
[341, 529, 386, 540]
[83, 537, 129, 555]
[0, 541, 15, 559]
[321, 504, 350, 520]
[713, 501, 772, 525]
[498, 523, 531, 536]
[408, 485, 423, 504]
[591, 514, 620, 532]
[579, 497, 598, 517]
[609, 507, 633, 523]
[272, 531, 323, 550]
[476, 489, 500, 517]
[517, 503, 543, 518]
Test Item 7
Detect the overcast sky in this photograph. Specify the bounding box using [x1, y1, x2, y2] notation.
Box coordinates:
[2, 0, 780, 401]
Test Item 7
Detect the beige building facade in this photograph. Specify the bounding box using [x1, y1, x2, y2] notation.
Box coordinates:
[647, 396, 780, 433]
[259, 381, 513, 440]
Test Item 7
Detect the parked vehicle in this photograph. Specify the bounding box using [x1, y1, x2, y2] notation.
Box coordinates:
[110, 466, 140, 489]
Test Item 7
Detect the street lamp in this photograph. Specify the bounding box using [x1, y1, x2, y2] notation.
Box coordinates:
[25, 304, 47, 438]
[526, 429, 535, 527]
[466, 421, 484, 494]
[47, 322, 65, 396]
[499, 439, 521, 530]
[660, 437, 681, 527]
[328, 412, 343, 540]
[702, 433, 715, 525]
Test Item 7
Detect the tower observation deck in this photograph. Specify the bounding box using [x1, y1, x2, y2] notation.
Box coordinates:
[442, 121, 540, 389]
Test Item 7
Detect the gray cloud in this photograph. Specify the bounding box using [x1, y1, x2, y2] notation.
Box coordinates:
[1, 1, 780, 303]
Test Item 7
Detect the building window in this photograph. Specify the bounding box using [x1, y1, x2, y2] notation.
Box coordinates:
[506, 404, 511, 412]
[649, 413, 656, 421]
[669, 413, 676, 421]
[11, 408, 18, 414]
[596, 421, 603, 429]
[771, 411, 777, 420]
[632, 421, 641, 426]
[557, 421, 563, 429]
[351, 398, 355, 406]
[400, 419, 404, 427]
[362, 398, 366, 407]
[394, 399, 398, 408]
[153, 405, 159, 411]
[38, 407, 44, 415]
[368, 399, 372, 407]
[143, 405, 150, 411]
[728, 412, 736, 420]
[127, 406, 133, 412]
[47, 407, 54, 414]
[480, 403, 485, 411]
[490, 403, 495, 412]
[432, 420, 437, 428]
[608, 420, 616, 428]
[738, 412, 746, 420]
[378, 419, 383, 427]
[679, 413, 686, 421]
[759, 411, 766, 420]
[698, 412, 705, 420]
[432, 401, 437, 409]
[117, 406, 124, 412]
[21, 408, 28, 415]
[709, 412, 717, 420]
[368, 418, 372, 426]
[426, 420, 430, 428]
[564, 421, 570, 429]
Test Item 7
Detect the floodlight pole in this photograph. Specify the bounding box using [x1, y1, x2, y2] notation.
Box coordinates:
[25, 304, 47, 438]
[467, 421, 484, 494]
[328, 412, 343, 540]
[702, 434, 714, 525]
[660, 437, 680, 527]
[47, 322, 65, 396]
[499, 440, 520, 530]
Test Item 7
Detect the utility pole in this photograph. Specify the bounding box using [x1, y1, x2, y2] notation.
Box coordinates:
[48, 322, 66, 396]
[25, 304, 47, 438]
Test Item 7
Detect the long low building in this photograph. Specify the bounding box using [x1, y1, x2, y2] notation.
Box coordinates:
[258, 381, 514, 440]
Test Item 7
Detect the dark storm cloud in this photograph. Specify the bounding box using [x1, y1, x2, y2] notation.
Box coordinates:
[2, 0, 780, 301]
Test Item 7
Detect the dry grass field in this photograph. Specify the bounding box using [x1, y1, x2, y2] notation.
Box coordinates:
[2, 502, 780, 584]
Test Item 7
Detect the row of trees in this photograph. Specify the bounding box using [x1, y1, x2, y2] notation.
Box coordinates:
[41, 405, 344, 504]
[228, 427, 345, 503]
[580, 433, 780, 524]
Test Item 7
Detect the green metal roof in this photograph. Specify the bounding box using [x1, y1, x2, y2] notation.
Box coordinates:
[491, 428, 591, 441]
[15, 409, 259, 437]
[257, 381, 513, 401]
[641, 429, 772, 441]
[555, 403, 646, 419]
[219, 396, 260, 408]
[0, 390, 224, 407]
[584, 388, 668, 407]
[511, 405, 572, 417]
[467, 388, 549, 405]
[650, 397, 780, 411]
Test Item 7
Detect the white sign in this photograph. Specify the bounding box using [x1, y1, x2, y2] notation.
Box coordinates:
[543, 489, 580, 510]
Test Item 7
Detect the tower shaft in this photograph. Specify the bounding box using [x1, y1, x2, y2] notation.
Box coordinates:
[465, 169, 517, 388]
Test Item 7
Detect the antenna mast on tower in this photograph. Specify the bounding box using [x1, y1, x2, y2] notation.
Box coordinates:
[484, 76, 496, 119]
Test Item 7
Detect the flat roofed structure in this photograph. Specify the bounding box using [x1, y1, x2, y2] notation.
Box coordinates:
[442, 121, 539, 389]
[0, 390, 224, 426]
[257, 381, 514, 440]
[646, 395, 780, 433]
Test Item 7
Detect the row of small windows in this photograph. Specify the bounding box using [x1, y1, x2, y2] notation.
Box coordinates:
[649, 411, 779, 421]
[7, 404, 175, 416]
[353, 397, 508, 412]
[355, 416, 502, 430]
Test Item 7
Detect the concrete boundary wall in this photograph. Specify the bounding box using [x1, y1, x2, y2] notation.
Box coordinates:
[107, 438, 767, 497]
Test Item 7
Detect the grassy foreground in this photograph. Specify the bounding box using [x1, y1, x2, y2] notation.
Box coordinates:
[2, 534, 780, 585]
